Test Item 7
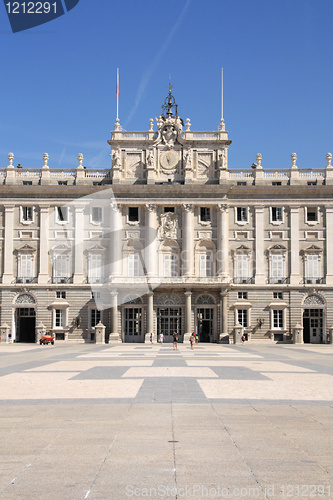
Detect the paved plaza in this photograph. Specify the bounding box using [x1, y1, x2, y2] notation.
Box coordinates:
[0, 342, 332, 499]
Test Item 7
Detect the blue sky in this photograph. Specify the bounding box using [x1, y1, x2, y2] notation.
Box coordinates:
[0, 0, 332, 170]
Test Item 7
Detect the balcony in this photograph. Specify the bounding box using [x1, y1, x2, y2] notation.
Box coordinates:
[268, 277, 289, 284]
[52, 276, 73, 284]
[233, 277, 254, 284]
[16, 276, 37, 284]
[303, 277, 325, 285]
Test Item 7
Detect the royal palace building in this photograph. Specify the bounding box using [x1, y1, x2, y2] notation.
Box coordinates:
[1, 89, 333, 344]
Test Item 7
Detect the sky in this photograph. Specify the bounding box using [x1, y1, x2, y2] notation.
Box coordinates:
[0, 0, 333, 171]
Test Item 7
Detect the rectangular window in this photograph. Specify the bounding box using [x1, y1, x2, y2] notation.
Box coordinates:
[199, 254, 212, 277]
[128, 253, 140, 277]
[273, 310, 283, 329]
[56, 291, 66, 299]
[164, 207, 174, 213]
[272, 181, 282, 186]
[237, 182, 246, 186]
[55, 309, 66, 328]
[92, 207, 102, 223]
[200, 207, 211, 222]
[163, 254, 177, 277]
[236, 254, 249, 281]
[272, 207, 283, 222]
[56, 206, 68, 223]
[90, 309, 101, 328]
[89, 254, 102, 283]
[236, 207, 247, 222]
[238, 309, 248, 328]
[54, 254, 69, 281]
[128, 207, 139, 222]
[238, 292, 248, 299]
[270, 254, 284, 282]
[22, 206, 33, 222]
[306, 208, 318, 222]
[58, 181, 67, 186]
[273, 292, 283, 299]
[306, 254, 320, 282]
[19, 254, 33, 281]
[23, 181, 32, 186]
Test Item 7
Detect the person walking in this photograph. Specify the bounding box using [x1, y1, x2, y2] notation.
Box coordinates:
[241, 334, 246, 345]
[189, 332, 195, 350]
[173, 331, 178, 350]
[159, 332, 164, 344]
[150, 333, 153, 344]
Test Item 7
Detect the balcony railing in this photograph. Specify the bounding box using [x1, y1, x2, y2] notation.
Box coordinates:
[268, 277, 289, 284]
[16, 276, 37, 284]
[52, 276, 73, 284]
[233, 277, 254, 284]
[303, 277, 325, 284]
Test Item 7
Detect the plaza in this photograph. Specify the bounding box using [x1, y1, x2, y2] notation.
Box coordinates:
[0, 342, 332, 499]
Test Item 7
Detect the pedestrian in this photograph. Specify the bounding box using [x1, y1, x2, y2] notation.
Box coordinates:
[159, 332, 164, 344]
[150, 333, 153, 344]
[241, 334, 246, 345]
[195, 332, 199, 344]
[173, 331, 178, 350]
[189, 332, 195, 350]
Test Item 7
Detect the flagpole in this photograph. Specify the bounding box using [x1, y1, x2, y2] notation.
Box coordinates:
[116, 68, 119, 121]
[221, 67, 223, 122]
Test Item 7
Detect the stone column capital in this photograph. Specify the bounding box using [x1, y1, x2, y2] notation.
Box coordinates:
[145, 203, 156, 212]
[183, 203, 194, 213]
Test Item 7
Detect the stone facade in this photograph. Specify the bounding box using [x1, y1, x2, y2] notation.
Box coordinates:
[1, 90, 332, 344]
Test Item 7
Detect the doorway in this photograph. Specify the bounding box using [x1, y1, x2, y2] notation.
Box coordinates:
[124, 307, 143, 343]
[197, 308, 213, 342]
[16, 307, 36, 343]
[303, 309, 323, 343]
[157, 307, 182, 343]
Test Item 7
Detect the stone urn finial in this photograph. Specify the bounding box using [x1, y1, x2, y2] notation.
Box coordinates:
[291, 152, 297, 168]
[148, 118, 154, 131]
[219, 118, 225, 131]
[114, 118, 120, 131]
[185, 118, 191, 131]
[77, 153, 84, 169]
[7, 152, 14, 167]
[43, 153, 49, 168]
[256, 153, 262, 169]
[326, 152, 332, 168]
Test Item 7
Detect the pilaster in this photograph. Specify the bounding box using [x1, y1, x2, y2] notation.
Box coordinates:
[2, 205, 14, 284]
[325, 207, 333, 285]
[217, 204, 230, 281]
[182, 204, 194, 276]
[184, 290, 192, 342]
[290, 206, 300, 285]
[38, 206, 50, 284]
[73, 206, 85, 284]
[145, 204, 158, 277]
[109, 203, 122, 277]
[254, 205, 265, 285]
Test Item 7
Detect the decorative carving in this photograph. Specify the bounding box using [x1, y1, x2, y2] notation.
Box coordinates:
[291, 152, 297, 168]
[15, 293, 36, 304]
[256, 153, 262, 168]
[183, 203, 193, 213]
[219, 149, 227, 169]
[185, 118, 191, 131]
[123, 295, 143, 305]
[43, 153, 49, 168]
[126, 153, 141, 178]
[148, 119, 154, 131]
[161, 124, 177, 147]
[112, 149, 121, 168]
[146, 150, 154, 168]
[184, 148, 192, 169]
[157, 293, 181, 305]
[8, 153, 14, 167]
[304, 294, 324, 306]
[218, 204, 228, 213]
[326, 153, 332, 168]
[160, 213, 178, 239]
[126, 231, 140, 241]
[145, 203, 156, 212]
[197, 294, 215, 305]
[110, 203, 122, 212]
[198, 231, 212, 241]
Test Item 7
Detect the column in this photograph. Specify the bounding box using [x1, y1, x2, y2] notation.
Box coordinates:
[220, 290, 228, 343]
[73, 206, 85, 284]
[254, 205, 265, 284]
[109, 203, 122, 277]
[145, 291, 154, 343]
[182, 204, 194, 276]
[145, 204, 158, 277]
[290, 206, 300, 285]
[3, 205, 14, 284]
[109, 291, 121, 342]
[325, 207, 333, 285]
[38, 206, 50, 284]
[184, 290, 192, 342]
[217, 204, 230, 280]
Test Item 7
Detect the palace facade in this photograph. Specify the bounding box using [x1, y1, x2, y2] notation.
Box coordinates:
[1, 90, 333, 344]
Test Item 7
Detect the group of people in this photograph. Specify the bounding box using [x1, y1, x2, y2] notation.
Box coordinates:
[149, 331, 199, 349]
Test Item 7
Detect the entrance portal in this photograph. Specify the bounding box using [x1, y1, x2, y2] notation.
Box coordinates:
[303, 309, 323, 343]
[16, 307, 36, 343]
[157, 307, 182, 343]
[197, 308, 213, 342]
[124, 307, 143, 343]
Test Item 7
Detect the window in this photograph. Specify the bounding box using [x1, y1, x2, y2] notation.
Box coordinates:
[306, 208, 318, 222]
[128, 253, 140, 276]
[53, 254, 69, 282]
[238, 309, 248, 328]
[273, 292, 283, 299]
[23, 181, 32, 186]
[92, 207, 102, 223]
[163, 254, 177, 277]
[236, 207, 247, 222]
[238, 292, 248, 299]
[91, 291, 101, 300]
[307, 181, 316, 186]
[90, 309, 101, 328]
[58, 181, 67, 186]
[164, 207, 174, 213]
[235, 254, 249, 283]
[199, 254, 212, 277]
[88, 254, 103, 283]
[272, 182, 282, 186]
[273, 310, 283, 329]
[271, 207, 283, 222]
[200, 207, 211, 222]
[270, 254, 284, 283]
[128, 207, 139, 222]
[21, 206, 33, 222]
[18, 254, 33, 282]
[237, 182, 246, 186]
[306, 254, 320, 283]
[56, 206, 69, 223]
[55, 309, 66, 328]
[56, 291, 66, 299]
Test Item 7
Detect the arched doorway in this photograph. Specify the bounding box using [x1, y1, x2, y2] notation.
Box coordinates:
[196, 294, 215, 342]
[14, 294, 36, 343]
[302, 294, 325, 343]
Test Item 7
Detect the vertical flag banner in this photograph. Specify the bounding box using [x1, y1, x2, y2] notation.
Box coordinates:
[4, 0, 81, 33]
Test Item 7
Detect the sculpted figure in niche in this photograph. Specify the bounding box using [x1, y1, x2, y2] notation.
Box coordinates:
[184, 149, 192, 169]
[113, 150, 121, 168]
[147, 151, 154, 167]
[219, 149, 227, 169]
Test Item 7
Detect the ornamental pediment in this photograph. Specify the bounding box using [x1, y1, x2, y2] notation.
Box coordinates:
[15, 244, 36, 253]
[86, 244, 106, 254]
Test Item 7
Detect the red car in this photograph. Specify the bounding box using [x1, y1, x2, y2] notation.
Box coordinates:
[39, 334, 55, 345]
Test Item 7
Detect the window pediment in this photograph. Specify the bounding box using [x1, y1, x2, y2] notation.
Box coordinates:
[86, 244, 106, 254]
[15, 244, 36, 254]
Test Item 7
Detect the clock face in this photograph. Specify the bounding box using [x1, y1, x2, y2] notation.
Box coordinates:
[160, 150, 178, 169]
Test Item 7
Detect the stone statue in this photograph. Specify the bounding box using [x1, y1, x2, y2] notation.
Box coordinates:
[113, 150, 121, 168]
[147, 151, 154, 167]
